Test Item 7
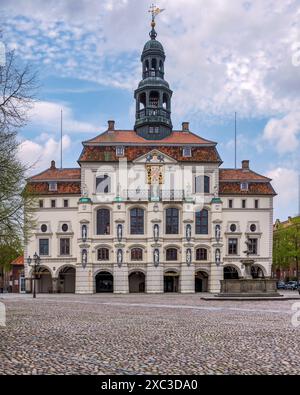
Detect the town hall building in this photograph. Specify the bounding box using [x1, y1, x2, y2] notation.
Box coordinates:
[24, 17, 276, 295]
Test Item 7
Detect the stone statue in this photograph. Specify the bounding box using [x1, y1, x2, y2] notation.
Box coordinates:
[215, 225, 221, 241]
[117, 249, 123, 266]
[153, 224, 159, 241]
[215, 249, 221, 265]
[82, 249, 88, 268]
[186, 224, 192, 241]
[154, 249, 159, 266]
[117, 224, 123, 242]
[186, 249, 192, 265]
[82, 225, 87, 240]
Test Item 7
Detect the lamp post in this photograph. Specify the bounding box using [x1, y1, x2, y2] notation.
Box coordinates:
[27, 253, 41, 299]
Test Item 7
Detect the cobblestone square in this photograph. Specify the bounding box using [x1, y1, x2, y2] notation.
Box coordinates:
[1, 294, 300, 375]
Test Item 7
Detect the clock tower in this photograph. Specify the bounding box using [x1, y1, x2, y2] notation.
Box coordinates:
[134, 10, 173, 140]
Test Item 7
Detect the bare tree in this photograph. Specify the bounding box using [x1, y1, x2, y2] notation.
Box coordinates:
[0, 49, 38, 257]
[0, 50, 37, 131]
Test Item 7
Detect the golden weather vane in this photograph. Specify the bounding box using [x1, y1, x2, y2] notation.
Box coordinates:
[148, 4, 165, 24]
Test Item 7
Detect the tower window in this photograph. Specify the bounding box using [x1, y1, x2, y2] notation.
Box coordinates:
[149, 91, 159, 108]
[149, 127, 159, 134]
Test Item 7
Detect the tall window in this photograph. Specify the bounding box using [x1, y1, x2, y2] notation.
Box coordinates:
[166, 248, 178, 261]
[255, 199, 259, 209]
[131, 248, 143, 261]
[98, 248, 109, 261]
[96, 175, 111, 194]
[39, 239, 49, 256]
[248, 238, 258, 255]
[196, 248, 207, 261]
[195, 209, 208, 235]
[229, 199, 233, 208]
[165, 208, 179, 234]
[97, 209, 110, 235]
[60, 238, 70, 256]
[228, 238, 238, 255]
[130, 208, 144, 235]
[194, 176, 210, 193]
[242, 199, 246, 209]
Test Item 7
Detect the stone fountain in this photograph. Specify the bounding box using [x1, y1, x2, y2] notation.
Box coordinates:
[218, 239, 280, 298]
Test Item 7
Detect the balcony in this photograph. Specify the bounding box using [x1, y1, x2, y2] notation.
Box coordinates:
[123, 189, 186, 202]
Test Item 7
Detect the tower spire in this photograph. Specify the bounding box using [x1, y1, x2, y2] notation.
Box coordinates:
[134, 6, 172, 140]
[148, 4, 165, 39]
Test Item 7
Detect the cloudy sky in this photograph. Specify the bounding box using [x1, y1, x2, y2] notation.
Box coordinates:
[1, 0, 300, 220]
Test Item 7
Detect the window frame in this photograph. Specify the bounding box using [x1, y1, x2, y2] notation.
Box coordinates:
[39, 238, 49, 256]
[130, 208, 145, 235]
[248, 238, 258, 255]
[60, 238, 70, 256]
[165, 208, 179, 235]
[96, 208, 111, 236]
[166, 248, 178, 261]
[195, 209, 209, 235]
[97, 248, 110, 261]
[228, 238, 238, 255]
[130, 248, 143, 261]
[196, 248, 208, 261]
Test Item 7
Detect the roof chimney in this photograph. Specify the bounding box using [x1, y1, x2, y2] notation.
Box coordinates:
[242, 160, 250, 171]
[50, 160, 56, 170]
[182, 122, 190, 132]
[108, 120, 115, 133]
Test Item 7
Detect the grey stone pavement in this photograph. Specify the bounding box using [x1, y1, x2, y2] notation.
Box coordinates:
[1, 292, 300, 375]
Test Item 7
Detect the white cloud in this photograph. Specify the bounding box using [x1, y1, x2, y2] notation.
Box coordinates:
[19, 134, 71, 175]
[2, 0, 300, 119]
[262, 112, 300, 154]
[266, 167, 299, 220]
[27, 100, 101, 134]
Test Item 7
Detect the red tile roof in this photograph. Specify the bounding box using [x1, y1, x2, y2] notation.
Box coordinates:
[84, 130, 216, 145]
[11, 256, 24, 266]
[79, 145, 221, 163]
[28, 168, 81, 182]
[28, 182, 81, 195]
[219, 182, 276, 196]
[219, 169, 271, 182]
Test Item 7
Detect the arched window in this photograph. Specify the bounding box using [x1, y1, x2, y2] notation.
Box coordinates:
[139, 92, 146, 110]
[196, 248, 208, 261]
[166, 248, 178, 261]
[131, 248, 143, 261]
[195, 209, 208, 235]
[130, 208, 144, 235]
[149, 91, 159, 108]
[163, 93, 169, 110]
[96, 209, 110, 235]
[97, 248, 109, 261]
[151, 58, 157, 70]
[159, 60, 163, 71]
[165, 208, 179, 234]
[145, 59, 149, 71]
[96, 175, 111, 194]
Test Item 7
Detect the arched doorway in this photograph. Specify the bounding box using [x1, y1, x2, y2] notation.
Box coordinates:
[129, 271, 145, 293]
[95, 271, 113, 293]
[224, 266, 240, 280]
[58, 267, 76, 293]
[195, 271, 209, 292]
[35, 267, 52, 293]
[251, 265, 265, 279]
[164, 271, 179, 293]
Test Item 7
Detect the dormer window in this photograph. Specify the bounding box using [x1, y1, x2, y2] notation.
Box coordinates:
[48, 181, 57, 192]
[183, 147, 192, 157]
[116, 146, 124, 157]
[240, 182, 249, 191]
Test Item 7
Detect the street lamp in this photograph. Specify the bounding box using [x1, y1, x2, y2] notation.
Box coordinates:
[27, 253, 41, 299]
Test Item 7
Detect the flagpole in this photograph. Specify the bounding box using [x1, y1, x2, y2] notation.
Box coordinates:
[61, 109, 63, 169]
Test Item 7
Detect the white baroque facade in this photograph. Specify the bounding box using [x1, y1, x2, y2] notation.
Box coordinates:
[24, 22, 276, 295]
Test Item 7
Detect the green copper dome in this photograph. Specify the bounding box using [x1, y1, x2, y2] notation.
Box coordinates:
[143, 39, 164, 52]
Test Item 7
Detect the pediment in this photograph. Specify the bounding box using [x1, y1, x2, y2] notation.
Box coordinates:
[133, 149, 178, 164]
